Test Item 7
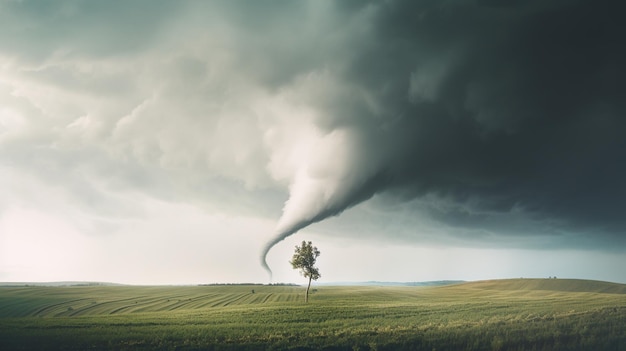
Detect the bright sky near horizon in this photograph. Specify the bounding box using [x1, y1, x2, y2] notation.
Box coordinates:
[1, 0, 625, 285]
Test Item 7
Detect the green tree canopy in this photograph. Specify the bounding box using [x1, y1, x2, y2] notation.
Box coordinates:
[290, 241, 320, 303]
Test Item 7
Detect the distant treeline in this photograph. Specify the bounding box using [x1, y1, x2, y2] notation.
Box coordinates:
[199, 283, 298, 286]
[0, 282, 122, 287]
[317, 280, 466, 287]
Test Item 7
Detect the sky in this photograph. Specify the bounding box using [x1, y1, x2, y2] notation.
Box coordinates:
[1, 0, 625, 285]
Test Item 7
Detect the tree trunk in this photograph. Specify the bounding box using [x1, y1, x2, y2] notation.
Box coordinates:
[305, 275, 312, 303]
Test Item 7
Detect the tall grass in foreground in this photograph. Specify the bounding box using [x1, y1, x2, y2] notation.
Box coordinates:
[1, 280, 625, 350]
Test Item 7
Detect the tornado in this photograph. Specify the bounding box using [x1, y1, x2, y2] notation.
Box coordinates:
[260, 229, 295, 280]
[260, 218, 320, 280]
[260, 168, 386, 280]
[260, 222, 316, 280]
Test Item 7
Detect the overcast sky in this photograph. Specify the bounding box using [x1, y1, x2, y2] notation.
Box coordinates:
[1, 0, 625, 285]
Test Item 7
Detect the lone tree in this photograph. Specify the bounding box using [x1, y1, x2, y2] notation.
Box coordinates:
[290, 240, 321, 303]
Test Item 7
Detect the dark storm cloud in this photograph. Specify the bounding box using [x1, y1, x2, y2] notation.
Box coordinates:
[364, 0, 626, 232]
[263, 0, 626, 262]
[395, 1, 622, 227]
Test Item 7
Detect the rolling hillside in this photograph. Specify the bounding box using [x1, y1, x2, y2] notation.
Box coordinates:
[450, 278, 626, 294]
[1, 279, 625, 350]
[0, 285, 303, 318]
[1, 278, 624, 319]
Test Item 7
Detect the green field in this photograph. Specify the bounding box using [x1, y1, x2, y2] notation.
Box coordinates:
[1, 279, 625, 350]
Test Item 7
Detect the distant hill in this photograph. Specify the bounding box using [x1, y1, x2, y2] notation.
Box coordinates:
[319, 280, 465, 287]
[451, 278, 626, 294]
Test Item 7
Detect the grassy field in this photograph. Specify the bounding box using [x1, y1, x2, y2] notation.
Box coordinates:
[1, 279, 625, 350]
